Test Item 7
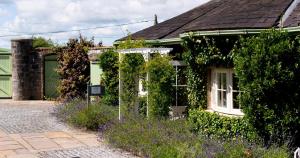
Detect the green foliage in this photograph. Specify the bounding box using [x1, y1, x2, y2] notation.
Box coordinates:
[138, 96, 147, 117]
[117, 35, 147, 49]
[182, 35, 236, 110]
[33, 36, 54, 48]
[120, 53, 145, 115]
[56, 35, 93, 100]
[233, 29, 300, 147]
[98, 50, 119, 106]
[118, 37, 147, 116]
[104, 118, 202, 158]
[54, 100, 289, 158]
[70, 103, 118, 130]
[146, 55, 175, 118]
[105, 116, 289, 158]
[55, 99, 118, 131]
[188, 110, 258, 141]
[54, 98, 87, 122]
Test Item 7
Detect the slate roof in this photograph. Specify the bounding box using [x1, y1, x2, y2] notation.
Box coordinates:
[120, 0, 295, 41]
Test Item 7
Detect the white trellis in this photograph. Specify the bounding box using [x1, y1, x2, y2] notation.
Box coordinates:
[295, 147, 300, 158]
[117, 48, 173, 120]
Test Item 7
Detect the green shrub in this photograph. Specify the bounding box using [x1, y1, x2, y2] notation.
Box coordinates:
[104, 115, 289, 158]
[55, 100, 289, 158]
[54, 99, 118, 131]
[188, 110, 258, 141]
[233, 29, 300, 147]
[70, 104, 118, 130]
[146, 55, 175, 118]
[104, 118, 201, 158]
[56, 35, 93, 100]
[98, 50, 119, 106]
[54, 98, 87, 122]
[138, 96, 147, 117]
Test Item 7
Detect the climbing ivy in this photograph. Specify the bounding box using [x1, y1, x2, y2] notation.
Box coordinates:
[182, 35, 237, 110]
[120, 53, 145, 115]
[118, 36, 147, 116]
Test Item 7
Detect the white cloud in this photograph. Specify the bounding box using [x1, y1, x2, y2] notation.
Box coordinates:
[0, 8, 8, 16]
[0, 0, 210, 48]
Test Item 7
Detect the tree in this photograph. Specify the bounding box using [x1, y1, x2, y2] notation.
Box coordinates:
[56, 35, 94, 100]
[33, 37, 54, 48]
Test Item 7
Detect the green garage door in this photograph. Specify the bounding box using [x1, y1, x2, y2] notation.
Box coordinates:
[44, 55, 59, 99]
[0, 48, 12, 98]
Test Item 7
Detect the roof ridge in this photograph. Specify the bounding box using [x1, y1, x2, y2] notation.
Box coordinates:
[278, 0, 300, 27]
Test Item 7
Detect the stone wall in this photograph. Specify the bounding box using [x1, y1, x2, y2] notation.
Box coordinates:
[11, 39, 48, 100]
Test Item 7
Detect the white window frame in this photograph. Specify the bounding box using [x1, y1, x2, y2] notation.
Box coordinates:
[211, 68, 244, 116]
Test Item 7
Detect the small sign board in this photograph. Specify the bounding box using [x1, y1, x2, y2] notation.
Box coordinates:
[88, 85, 104, 96]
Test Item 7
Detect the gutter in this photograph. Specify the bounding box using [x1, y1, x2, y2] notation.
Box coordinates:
[113, 37, 182, 46]
[180, 29, 268, 38]
[180, 26, 300, 38]
[114, 26, 300, 46]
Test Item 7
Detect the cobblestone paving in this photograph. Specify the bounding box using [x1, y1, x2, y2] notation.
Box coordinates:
[0, 102, 69, 134]
[37, 147, 134, 158]
[0, 100, 136, 158]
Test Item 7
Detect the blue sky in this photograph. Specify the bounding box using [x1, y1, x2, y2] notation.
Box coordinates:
[0, 0, 209, 48]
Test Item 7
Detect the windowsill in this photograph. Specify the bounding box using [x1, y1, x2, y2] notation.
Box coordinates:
[207, 107, 244, 117]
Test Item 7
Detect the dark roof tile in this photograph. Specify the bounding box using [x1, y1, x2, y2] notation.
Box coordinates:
[119, 0, 294, 41]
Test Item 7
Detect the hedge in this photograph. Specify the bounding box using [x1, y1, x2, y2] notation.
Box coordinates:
[188, 110, 258, 141]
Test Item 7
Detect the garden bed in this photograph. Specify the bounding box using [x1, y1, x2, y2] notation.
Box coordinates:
[54, 99, 290, 158]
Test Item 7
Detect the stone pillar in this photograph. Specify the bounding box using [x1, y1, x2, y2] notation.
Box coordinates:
[11, 39, 42, 100]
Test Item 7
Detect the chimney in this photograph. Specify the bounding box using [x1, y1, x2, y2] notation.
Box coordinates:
[154, 14, 158, 25]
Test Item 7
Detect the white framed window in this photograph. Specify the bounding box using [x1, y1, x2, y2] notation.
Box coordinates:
[211, 68, 243, 115]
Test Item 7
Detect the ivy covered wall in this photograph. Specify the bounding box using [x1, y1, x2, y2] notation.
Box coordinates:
[182, 35, 238, 110]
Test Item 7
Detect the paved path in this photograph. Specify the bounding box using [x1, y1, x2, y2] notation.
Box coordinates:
[0, 100, 135, 158]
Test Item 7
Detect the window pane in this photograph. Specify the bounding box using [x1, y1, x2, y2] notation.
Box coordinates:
[218, 73, 222, 89]
[222, 73, 226, 90]
[223, 91, 227, 107]
[177, 87, 188, 106]
[171, 87, 176, 106]
[217, 72, 227, 90]
[218, 91, 222, 107]
[232, 74, 239, 90]
[233, 92, 240, 109]
[178, 67, 187, 85]
[217, 72, 227, 108]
